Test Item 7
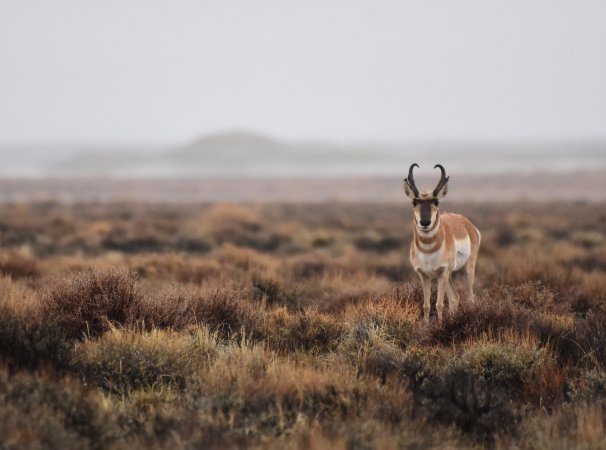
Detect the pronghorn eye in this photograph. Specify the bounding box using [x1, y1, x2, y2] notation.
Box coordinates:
[434, 200, 440, 206]
[412, 200, 418, 207]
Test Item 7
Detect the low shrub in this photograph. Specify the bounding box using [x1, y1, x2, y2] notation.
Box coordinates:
[414, 368, 519, 442]
[136, 286, 257, 336]
[446, 340, 556, 401]
[71, 327, 210, 395]
[0, 251, 40, 279]
[0, 306, 71, 371]
[396, 347, 519, 443]
[354, 235, 404, 253]
[357, 338, 406, 382]
[38, 268, 141, 339]
[570, 311, 606, 369]
[342, 293, 420, 348]
[260, 307, 344, 353]
[174, 237, 212, 254]
[102, 235, 167, 253]
[428, 294, 529, 345]
[0, 370, 118, 449]
[251, 270, 298, 306]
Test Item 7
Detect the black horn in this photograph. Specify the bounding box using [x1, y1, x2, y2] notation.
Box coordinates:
[405, 163, 420, 197]
[432, 164, 449, 196]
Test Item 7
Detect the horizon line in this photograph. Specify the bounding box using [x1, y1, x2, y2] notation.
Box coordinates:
[2, 128, 606, 149]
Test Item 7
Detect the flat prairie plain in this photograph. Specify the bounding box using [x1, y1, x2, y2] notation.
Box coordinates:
[0, 199, 605, 449]
[1, 170, 605, 203]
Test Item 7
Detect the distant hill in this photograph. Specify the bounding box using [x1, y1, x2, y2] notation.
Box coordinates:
[171, 130, 285, 161]
[166, 130, 398, 176]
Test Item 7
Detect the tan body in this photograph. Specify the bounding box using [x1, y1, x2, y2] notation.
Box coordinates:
[402, 163, 481, 322]
[410, 212, 481, 321]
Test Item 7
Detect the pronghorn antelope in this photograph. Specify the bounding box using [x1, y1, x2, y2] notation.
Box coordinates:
[403, 164, 481, 322]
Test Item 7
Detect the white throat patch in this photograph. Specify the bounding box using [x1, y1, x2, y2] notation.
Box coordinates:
[416, 219, 440, 238]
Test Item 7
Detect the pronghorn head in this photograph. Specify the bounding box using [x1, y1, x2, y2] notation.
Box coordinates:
[403, 163, 450, 231]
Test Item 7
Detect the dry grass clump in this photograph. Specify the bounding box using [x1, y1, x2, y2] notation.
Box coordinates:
[413, 366, 519, 442]
[342, 290, 420, 346]
[213, 243, 276, 271]
[0, 305, 71, 371]
[37, 268, 141, 339]
[573, 370, 606, 402]
[310, 271, 394, 312]
[428, 295, 530, 345]
[101, 232, 167, 254]
[71, 326, 215, 394]
[450, 336, 565, 407]
[568, 311, 606, 369]
[570, 230, 605, 249]
[337, 293, 420, 380]
[0, 277, 71, 371]
[251, 268, 300, 307]
[339, 321, 407, 381]
[353, 231, 404, 253]
[375, 342, 521, 443]
[136, 285, 257, 335]
[205, 204, 291, 251]
[289, 254, 336, 279]
[489, 281, 559, 309]
[258, 307, 344, 354]
[131, 253, 220, 283]
[501, 403, 606, 450]
[0, 250, 40, 279]
[0, 369, 118, 449]
[448, 340, 545, 393]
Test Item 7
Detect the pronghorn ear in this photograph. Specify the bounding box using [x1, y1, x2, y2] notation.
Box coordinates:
[434, 181, 448, 199]
[402, 179, 417, 200]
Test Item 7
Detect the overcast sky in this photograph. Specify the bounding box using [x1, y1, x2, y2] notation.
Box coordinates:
[1, 0, 606, 145]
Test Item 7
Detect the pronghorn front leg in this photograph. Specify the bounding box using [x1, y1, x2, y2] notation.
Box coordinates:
[417, 271, 432, 322]
[436, 269, 449, 321]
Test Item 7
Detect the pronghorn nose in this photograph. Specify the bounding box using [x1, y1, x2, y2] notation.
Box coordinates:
[420, 219, 431, 227]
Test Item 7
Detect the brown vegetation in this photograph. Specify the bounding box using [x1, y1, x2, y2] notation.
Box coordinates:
[0, 201, 605, 448]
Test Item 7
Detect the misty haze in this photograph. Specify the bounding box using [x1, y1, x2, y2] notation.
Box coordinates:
[2, 130, 606, 178]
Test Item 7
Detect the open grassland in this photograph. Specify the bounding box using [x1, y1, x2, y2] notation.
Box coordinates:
[0, 201, 605, 449]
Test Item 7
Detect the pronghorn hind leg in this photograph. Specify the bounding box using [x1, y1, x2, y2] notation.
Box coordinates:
[418, 271, 432, 323]
[445, 277, 459, 314]
[466, 228, 481, 303]
[464, 258, 477, 303]
[436, 269, 449, 321]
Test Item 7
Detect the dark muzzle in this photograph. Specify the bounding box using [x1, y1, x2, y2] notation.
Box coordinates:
[419, 203, 433, 227]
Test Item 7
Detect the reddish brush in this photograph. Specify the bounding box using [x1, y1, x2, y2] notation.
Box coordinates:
[37, 268, 141, 339]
